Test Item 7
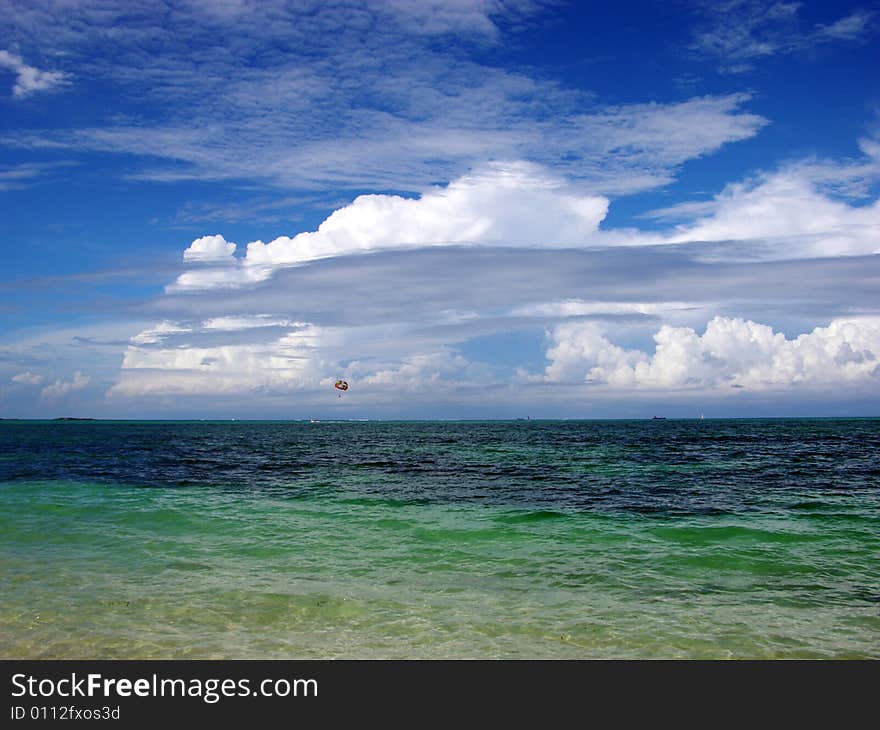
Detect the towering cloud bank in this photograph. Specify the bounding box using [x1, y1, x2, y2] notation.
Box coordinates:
[171, 162, 611, 290]
[542, 316, 880, 391]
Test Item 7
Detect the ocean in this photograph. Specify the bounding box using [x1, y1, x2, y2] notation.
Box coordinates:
[1, 418, 878, 659]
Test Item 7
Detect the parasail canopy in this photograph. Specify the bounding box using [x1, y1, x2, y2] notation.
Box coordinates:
[334, 380, 349, 391]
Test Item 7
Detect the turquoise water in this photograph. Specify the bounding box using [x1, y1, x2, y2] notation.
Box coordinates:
[1, 419, 879, 658]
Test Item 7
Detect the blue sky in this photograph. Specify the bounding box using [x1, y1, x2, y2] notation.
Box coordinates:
[1, 0, 879, 418]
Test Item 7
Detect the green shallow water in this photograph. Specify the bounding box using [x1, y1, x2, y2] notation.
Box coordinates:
[2, 480, 879, 659]
[1, 419, 879, 658]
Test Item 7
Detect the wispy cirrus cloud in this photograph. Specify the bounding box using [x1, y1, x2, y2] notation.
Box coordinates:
[4, 87, 765, 196]
[0, 162, 52, 191]
[0, 161, 75, 191]
[172, 194, 335, 226]
[689, 1, 875, 73]
[0, 1, 765, 195]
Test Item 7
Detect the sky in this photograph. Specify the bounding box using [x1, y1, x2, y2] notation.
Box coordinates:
[1, 0, 879, 419]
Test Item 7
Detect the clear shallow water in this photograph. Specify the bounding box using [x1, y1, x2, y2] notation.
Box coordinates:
[1, 419, 878, 658]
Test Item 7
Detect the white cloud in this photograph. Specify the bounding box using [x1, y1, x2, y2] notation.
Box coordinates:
[247, 161, 608, 256]
[170, 162, 613, 290]
[541, 316, 880, 391]
[541, 321, 648, 386]
[183, 234, 237, 262]
[663, 167, 880, 258]
[0, 49, 67, 97]
[112, 323, 329, 397]
[172, 266, 265, 291]
[11, 371, 42, 385]
[40, 371, 90, 399]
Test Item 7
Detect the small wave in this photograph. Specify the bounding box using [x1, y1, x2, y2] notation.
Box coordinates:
[788, 501, 828, 510]
[651, 524, 818, 544]
[494, 510, 567, 524]
[164, 560, 213, 572]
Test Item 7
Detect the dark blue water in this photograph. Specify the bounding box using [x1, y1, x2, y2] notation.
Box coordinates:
[2, 419, 878, 513]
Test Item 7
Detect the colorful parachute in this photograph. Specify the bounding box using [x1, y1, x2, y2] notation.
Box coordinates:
[334, 380, 349, 392]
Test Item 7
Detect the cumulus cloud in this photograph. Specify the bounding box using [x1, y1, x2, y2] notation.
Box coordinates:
[245, 162, 608, 257]
[11, 371, 42, 385]
[541, 316, 880, 391]
[183, 234, 237, 262]
[0, 49, 67, 97]
[541, 322, 648, 386]
[40, 371, 90, 399]
[170, 162, 613, 290]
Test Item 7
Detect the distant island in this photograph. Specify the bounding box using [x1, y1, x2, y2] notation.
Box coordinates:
[52, 417, 97, 421]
